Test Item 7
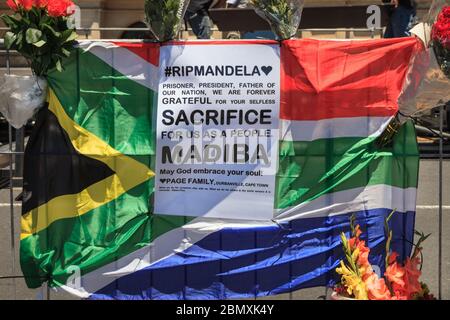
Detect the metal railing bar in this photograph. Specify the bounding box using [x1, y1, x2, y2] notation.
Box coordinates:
[0, 152, 25, 155]
[6, 48, 17, 299]
[0, 24, 445, 301]
[438, 105, 444, 300]
[0, 26, 383, 32]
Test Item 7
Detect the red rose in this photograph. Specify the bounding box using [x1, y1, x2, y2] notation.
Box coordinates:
[33, 0, 48, 8]
[47, 0, 75, 17]
[441, 6, 450, 19]
[6, 0, 18, 11]
[17, 0, 33, 10]
[432, 6, 450, 49]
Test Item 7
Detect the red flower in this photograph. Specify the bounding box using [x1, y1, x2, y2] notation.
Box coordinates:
[348, 237, 357, 250]
[33, 0, 48, 8]
[356, 240, 370, 266]
[441, 6, 450, 19]
[11, 0, 33, 10]
[47, 0, 75, 17]
[391, 290, 408, 300]
[403, 256, 422, 298]
[384, 251, 423, 300]
[6, 0, 18, 11]
[364, 273, 392, 300]
[17, 0, 33, 11]
[432, 6, 450, 49]
[385, 259, 406, 288]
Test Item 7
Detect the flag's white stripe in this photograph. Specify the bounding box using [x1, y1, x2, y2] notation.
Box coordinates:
[57, 184, 416, 298]
[275, 185, 417, 222]
[58, 216, 274, 297]
[280, 116, 393, 142]
[77, 41, 159, 92]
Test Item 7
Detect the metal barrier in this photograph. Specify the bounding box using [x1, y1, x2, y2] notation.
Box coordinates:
[0, 26, 384, 39]
[0, 29, 447, 300]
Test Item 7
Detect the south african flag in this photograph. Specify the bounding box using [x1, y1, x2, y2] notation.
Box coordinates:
[20, 38, 421, 299]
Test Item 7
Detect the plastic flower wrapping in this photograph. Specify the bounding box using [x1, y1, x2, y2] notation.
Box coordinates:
[401, 0, 450, 119]
[432, 5, 450, 78]
[144, 0, 191, 42]
[1, 0, 77, 76]
[333, 214, 435, 300]
[250, 0, 304, 40]
[0, 0, 77, 128]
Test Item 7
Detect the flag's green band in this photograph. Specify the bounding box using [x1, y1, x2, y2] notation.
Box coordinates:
[21, 89, 155, 240]
[276, 121, 419, 209]
[47, 48, 157, 159]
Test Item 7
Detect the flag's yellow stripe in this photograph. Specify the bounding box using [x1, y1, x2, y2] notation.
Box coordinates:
[21, 89, 154, 240]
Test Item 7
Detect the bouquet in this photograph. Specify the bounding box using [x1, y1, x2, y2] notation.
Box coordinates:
[333, 213, 435, 300]
[144, 0, 190, 42]
[399, 0, 449, 120]
[250, 0, 304, 40]
[431, 5, 450, 79]
[0, 0, 77, 129]
[1, 0, 77, 76]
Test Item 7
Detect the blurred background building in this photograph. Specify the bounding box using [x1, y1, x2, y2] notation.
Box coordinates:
[0, 0, 435, 40]
[0, 0, 447, 154]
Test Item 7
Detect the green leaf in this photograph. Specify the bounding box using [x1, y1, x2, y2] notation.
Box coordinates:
[386, 209, 396, 222]
[61, 47, 71, 57]
[1, 14, 17, 28]
[43, 24, 61, 37]
[21, 15, 31, 25]
[25, 28, 43, 44]
[41, 55, 52, 73]
[16, 31, 23, 50]
[64, 30, 78, 43]
[55, 59, 63, 72]
[4, 31, 17, 49]
[33, 40, 46, 47]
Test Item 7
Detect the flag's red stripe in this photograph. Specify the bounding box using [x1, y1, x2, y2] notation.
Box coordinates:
[163, 40, 278, 46]
[111, 40, 276, 66]
[281, 38, 420, 121]
[111, 42, 160, 66]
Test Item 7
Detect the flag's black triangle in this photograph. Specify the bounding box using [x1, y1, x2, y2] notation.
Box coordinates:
[21, 105, 115, 214]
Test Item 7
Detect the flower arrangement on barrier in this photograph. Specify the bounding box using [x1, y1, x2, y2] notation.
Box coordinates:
[144, 0, 190, 42]
[2, 0, 77, 75]
[431, 5, 450, 78]
[249, 0, 304, 40]
[0, 0, 77, 129]
[333, 213, 435, 300]
[402, 0, 449, 123]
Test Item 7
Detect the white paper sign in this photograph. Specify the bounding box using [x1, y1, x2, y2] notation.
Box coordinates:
[155, 42, 280, 220]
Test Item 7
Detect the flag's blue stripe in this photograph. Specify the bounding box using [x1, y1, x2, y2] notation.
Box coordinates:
[90, 208, 415, 300]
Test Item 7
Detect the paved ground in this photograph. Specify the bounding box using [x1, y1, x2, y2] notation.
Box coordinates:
[0, 160, 449, 300]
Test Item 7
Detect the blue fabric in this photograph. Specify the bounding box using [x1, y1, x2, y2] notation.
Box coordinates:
[384, 6, 416, 38]
[90, 209, 415, 300]
[242, 31, 276, 40]
[186, 10, 212, 39]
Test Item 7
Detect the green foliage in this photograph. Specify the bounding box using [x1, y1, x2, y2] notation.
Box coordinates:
[1, 7, 77, 76]
[144, 0, 188, 42]
[384, 210, 396, 270]
[250, 0, 304, 40]
[375, 116, 401, 149]
[433, 41, 450, 79]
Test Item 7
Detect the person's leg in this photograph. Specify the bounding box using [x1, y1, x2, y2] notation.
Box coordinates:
[187, 11, 212, 39]
[198, 14, 212, 39]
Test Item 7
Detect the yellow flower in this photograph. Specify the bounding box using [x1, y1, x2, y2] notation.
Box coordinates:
[336, 261, 368, 300]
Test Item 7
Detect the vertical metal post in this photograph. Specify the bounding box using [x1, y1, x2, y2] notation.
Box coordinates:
[289, 221, 293, 301]
[438, 104, 443, 300]
[6, 48, 17, 299]
[14, 129, 24, 177]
